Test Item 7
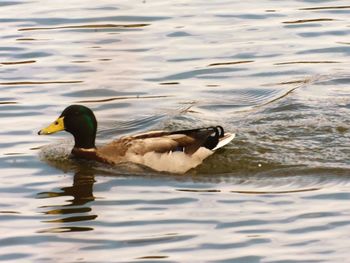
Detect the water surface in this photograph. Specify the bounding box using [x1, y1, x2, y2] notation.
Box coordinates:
[1, 0, 350, 262]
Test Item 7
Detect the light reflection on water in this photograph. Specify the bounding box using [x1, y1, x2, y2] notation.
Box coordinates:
[1, 0, 350, 262]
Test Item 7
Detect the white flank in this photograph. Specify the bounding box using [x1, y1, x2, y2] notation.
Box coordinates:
[126, 147, 213, 174]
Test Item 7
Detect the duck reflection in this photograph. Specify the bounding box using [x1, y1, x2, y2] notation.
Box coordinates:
[37, 168, 97, 233]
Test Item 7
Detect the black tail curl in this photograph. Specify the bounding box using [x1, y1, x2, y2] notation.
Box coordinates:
[203, 126, 225, 150]
[170, 125, 224, 137]
[169, 125, 225, 150]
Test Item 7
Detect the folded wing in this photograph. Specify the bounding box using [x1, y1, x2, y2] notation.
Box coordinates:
[130, 126, 226, 155]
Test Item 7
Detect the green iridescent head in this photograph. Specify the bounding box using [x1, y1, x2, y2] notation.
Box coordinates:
[38, 105, 97, 149]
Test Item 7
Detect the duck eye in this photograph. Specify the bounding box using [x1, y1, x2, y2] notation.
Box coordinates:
[54, 121, 59, 125]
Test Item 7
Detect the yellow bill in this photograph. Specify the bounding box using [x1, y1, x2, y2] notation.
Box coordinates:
[38, 117, 65, 135]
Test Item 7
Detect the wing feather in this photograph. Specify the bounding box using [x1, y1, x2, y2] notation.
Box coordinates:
[97, 126, 228, 161]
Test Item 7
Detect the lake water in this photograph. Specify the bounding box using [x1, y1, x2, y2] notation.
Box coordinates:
[1, 0, 350, 262]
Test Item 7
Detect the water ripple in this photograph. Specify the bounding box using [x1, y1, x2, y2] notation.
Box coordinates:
[18, 23, 150, 32]
[1, 1, 350, 262]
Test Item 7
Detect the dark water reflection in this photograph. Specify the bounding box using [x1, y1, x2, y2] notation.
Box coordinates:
[37, 169, 96, 233]
[1, 0, 350, 262]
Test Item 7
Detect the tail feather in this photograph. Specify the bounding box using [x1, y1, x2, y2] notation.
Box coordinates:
[212, 133, 235, 151]
[168, 125, 234, 152]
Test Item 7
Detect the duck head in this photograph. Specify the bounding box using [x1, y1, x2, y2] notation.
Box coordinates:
[38, 105, 97, 149]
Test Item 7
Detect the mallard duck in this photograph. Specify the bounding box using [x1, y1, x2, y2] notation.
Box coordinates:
[38, 105, 235, 173]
